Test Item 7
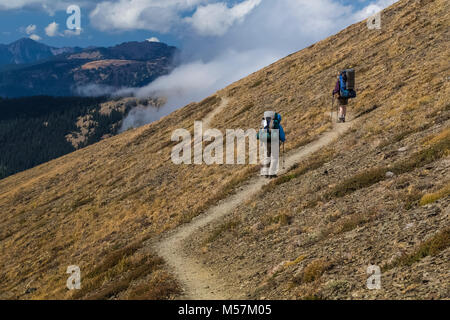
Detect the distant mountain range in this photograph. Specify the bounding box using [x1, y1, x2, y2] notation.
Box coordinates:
[0, 38, 178, 97]
[0, 38, 82, 66]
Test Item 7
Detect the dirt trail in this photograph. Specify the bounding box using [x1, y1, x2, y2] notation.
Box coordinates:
[153, 101, 354, 300]
[203, 97, 229, 129]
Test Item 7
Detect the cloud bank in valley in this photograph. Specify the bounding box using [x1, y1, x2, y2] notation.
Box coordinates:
[117, 48, 278, 131]
[71, 0, 397, 130]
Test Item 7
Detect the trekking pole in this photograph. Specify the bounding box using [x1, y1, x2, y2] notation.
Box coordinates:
[282, 142, 286, 169]
[336, 97, 340, 122]
[331, 95, 335, 123]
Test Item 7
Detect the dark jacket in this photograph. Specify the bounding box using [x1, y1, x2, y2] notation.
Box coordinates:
[333, 79, 340, 95]
[333, 79, 348, 104]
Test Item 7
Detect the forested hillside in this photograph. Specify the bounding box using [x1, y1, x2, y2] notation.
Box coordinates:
[0, 96, 151, 179]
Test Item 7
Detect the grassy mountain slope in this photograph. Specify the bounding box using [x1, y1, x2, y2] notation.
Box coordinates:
[0, 0, 448, 299]
[187, 0, 450, 299]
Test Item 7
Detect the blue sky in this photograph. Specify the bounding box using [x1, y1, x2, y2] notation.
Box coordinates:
[0, 4, 177, 47]
[0, 0, 396, 48]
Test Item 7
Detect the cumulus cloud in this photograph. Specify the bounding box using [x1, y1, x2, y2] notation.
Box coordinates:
[89, 0, 206, 33]
[0, 0, 96, 12]
[29, 34, 42, 41]
[25, 23, 42, 40]
[185, 0, 262, 36]
[0, 0, 42, 10]
[45, 22, 60, 37]
[25, 24, 37, 35]
[89, 0, 261, 36]
[147, 37, 160, 42]
[44, 21, 82, 37]
[354, 0, 397, 20]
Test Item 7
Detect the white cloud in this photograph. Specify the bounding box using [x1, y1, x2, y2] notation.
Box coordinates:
[354, 0, 397, 21]
[185, 0, 262, 36]
[29, 34, 42, 41]
[137, 48, 276, 100]
[0, 0, 42, 10]
[89, 0, 261, 36]
[24, 23, 42, 41]
[119, 48, 279, 130]
[89, 0, 207, 33]
[117, 0, 400, 129]
[25, 24, 37, 35]
[147, 37, 160, 42]
[0, 0, 96, 12]
[45, 22, 60, 37]
[128, 0, 354, 101]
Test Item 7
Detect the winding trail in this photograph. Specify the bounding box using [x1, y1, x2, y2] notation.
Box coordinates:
[153, 99, 355, 300]
[203, 97, 229, 129]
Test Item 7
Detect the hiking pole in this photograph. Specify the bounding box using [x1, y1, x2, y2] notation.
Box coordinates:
[331, 95, 335, 123]
[282, 142, 286, 170]
[336, 97, 340, 122]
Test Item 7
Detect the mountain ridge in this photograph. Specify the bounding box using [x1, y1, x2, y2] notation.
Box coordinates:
[0, 38, 178, 97]
[0, 37, 82, 66]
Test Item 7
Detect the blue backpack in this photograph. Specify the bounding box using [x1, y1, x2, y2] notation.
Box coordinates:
[258, 112, 286, 142]
[339, 69, 357, 99]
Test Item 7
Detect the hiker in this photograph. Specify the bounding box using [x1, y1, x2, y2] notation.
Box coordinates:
[257, 111, 286, 178]
[333, 69, 356, 123]
[333, 78, 348, 123]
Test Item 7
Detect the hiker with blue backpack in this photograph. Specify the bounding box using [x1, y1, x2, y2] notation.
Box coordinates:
[257, 111, 286, 178]
[333, 68, 357, 123]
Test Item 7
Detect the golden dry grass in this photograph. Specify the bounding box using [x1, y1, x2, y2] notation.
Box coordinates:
[0, 0, 448, 299]
[183, 0, 449, 300]
[293, 259, 333, 284]
[81, 60, 138, 70]
[420, 183, 450, 206]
